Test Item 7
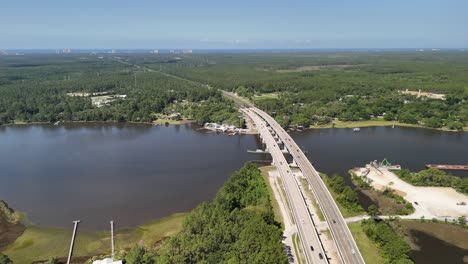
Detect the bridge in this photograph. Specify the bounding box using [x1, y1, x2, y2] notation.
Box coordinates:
[240, 102, 365, 264]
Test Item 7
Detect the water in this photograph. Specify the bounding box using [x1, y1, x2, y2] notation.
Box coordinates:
[291, 126, 468, 211]
[0, 123, 263, 230]
[1, 124, 466, 232]
[1, 123, 466, 258]
[409, 230, 468, 264]
[291, 126, 468, 178]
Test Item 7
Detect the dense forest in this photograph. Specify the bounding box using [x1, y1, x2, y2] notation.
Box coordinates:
[128, 51, 468, 130]
[325, 174, 364, 213]
[1, 52, 467, 130]
[395, 168, 468, 194]
[361, 219, 413, 264]
[0, 54, 240, 126]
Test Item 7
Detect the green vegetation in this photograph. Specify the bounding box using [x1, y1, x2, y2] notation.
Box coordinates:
[291, 233, 304, 264]
[0, 253, 12, 264]
[0, 201, 22, 225]
[0, 54, 240, 126]
[2, 213, 187, 263]
[123, 245, 155, 264]
[323, 174, 364, 216]
[147, 52, 468, 131]
[259, 166, 284, 225]
[395, 168, 468, 194]
[2, 52, 467, 130]
[348, 222, 384, 264]
[351, 172, 414, 215]
[158, 163, 287, 263]
[361, 219, 413, 264]
[298, 177, 325, 221]
[381, 188, 415, 215]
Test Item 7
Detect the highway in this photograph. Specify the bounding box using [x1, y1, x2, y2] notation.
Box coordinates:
[250, 107, 365, 264]
[243, 108, 328, 264]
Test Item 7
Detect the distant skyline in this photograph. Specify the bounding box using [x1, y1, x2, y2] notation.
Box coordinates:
[1, 0, 467, 49]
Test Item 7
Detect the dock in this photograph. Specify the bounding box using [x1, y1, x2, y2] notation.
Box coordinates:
[425, 164, 468, 171]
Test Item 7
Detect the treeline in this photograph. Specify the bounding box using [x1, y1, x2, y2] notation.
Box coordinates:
[0, 55, 239, 126]
[143, 52, 468, 130]
[157, 162, 287, 263]
[395, 168, 468, 194]
[255, 92, 466, 130]
[361, 219, 414, 264]
[326, 174, 364, 213]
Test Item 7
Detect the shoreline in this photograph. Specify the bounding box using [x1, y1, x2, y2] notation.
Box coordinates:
[1, 119, 194, 127]
[307, 119, 467, 132]
[2, 119, 466, 133]
[2, 212, 188, 263]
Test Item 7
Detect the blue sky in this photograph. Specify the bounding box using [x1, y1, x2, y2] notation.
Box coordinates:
[1, 0, 467, 49]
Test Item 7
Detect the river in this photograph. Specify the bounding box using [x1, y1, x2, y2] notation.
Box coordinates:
[0, 123, 263, 230]
[1, 123, 466, 261]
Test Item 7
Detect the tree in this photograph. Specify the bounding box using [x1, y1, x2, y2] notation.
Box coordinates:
[457, 216, 466, 227]
[46, 257, 59, 264]
[368, 205, 380, 218]
[0, 254, 12, 264]
[125, 245, 155, 264]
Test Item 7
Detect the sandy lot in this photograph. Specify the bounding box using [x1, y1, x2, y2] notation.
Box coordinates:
[354, 166, 467, 220]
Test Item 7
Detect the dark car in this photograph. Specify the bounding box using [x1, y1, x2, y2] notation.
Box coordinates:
[414, 201, 419, 205]
[310, 246, 314, 251]
[318, 253, 323, 259]
[332, 219, 336, 224]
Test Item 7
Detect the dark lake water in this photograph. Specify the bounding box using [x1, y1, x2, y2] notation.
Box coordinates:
[409, 230, 468, 264]
[1, 124, 467, 260]
[291, 126, 468, 178]
[0, 123, 263, 230]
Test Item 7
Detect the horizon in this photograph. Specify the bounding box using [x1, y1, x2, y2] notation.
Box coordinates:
[1, 48, 466, 54]
[1, 0, 467, 49]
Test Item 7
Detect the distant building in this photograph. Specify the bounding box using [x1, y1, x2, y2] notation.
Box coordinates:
[169, 49, 175, 53]
[62, 48, 71, 53]
[182, 49, 193, 54]
[150, 49, 159, 54]
[0, 50, 8, 55]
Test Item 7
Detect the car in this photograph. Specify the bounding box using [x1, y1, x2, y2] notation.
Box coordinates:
[310, 246, 314, 251]
[301, 219, 305, 224]
[351, 249, 356, 255]
[414, 201, 419, 205]
[332, 219, 336, 224]
[318, 253, 323, 259]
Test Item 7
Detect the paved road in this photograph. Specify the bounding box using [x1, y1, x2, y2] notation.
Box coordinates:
[250, 107, 365, 264]
[243, 108, 328, 264]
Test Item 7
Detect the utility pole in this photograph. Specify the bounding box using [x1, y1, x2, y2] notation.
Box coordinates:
[67, 220, 81, 264]
[110, 220, 115, 260]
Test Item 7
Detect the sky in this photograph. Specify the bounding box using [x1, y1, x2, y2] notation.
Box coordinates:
[1, 0, 467, 49]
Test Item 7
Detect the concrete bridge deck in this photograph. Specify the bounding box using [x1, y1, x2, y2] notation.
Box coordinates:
[243, 108, 329, 264]
[249, 107, 365, 264]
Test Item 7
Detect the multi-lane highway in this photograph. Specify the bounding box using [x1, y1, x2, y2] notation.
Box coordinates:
[249, 107, 365, 264]
[243, 108, 328, 264]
